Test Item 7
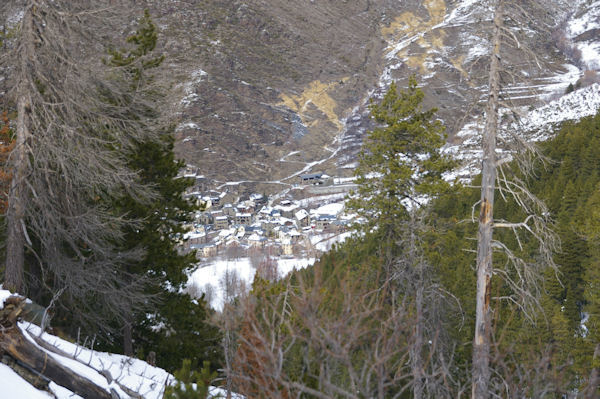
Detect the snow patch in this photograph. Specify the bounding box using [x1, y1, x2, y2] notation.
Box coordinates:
[311, 202, 344, 216]
[0, 289, 14, 309]
[568, 5, 600, 37]
[0, 363, 55, 399]
[188, 257, 316, 311]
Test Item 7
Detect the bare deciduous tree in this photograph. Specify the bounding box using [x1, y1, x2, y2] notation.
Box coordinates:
[229, 252, 464, 399]
[0, 0, 163, 330]
[392, 212, 463, 399]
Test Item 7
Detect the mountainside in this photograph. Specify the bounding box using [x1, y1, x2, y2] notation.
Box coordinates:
[3, 1, 598, 188]
[144, 0, 600, 190]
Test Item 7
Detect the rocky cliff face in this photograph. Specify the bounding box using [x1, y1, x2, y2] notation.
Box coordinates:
[148, 0, 397, 185]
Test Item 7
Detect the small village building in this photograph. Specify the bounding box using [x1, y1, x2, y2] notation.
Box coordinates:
[282, 238, 294, 256]
[236, 200, 255, 214]
[214, 239, 225, 252]
[261, 220, 277, 235]
[235, 225, 246, 239]
[197, 212, 213, 225]
[258, 206, 272, 218]
[295, 209, 311, 228]
[200, 197, 213, 209]
[283, 205, 299, 219]
[183, 165, 198, 176]
[191, 243, 217, 258]
[235, 213, 252, 225]
[222, 203, 236, 217]
[277, 226, 291, 241]
[184, 229, 206, 245]
[215, 215, 229, 230]
[289, 229, 302, 243]
[332, 219, 349, 232]
[226, 237, 241, 248]
[250, 193, 266, 205]
[210, 209, 224, 218]
[248, 233, 267, 248]
[315, 215, 336, 230]
[299, 172, 324, 184]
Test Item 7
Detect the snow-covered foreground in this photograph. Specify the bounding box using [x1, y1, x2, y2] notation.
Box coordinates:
[0, 290, 245, 398]
[0, 291, 169, 399]
[188, 257, 316, 311]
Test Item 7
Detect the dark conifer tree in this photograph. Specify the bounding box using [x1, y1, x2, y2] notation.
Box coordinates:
[348, 76, 454, 243]
[110, 10, 221, 372]
[54, 10, 222, 372]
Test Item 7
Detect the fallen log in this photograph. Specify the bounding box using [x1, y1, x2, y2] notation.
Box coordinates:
[0, 296, 114, 399]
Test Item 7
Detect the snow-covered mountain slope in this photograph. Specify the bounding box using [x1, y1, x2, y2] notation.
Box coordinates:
[437, 0, 600, 181]
[568, 0, 600, 70]
[3, 1, 599, 188]
[444, 83, 600, 181]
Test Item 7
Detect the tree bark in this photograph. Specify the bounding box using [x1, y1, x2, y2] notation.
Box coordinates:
[123, 320, 133, 356]
[412, 284, 425, 399]
[472, 1, 503, 398]
[4, 4, 35, 293]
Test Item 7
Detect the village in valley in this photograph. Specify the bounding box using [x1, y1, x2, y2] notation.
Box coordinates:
[180, 168, 359, 260]
[178, 166, 360, 307]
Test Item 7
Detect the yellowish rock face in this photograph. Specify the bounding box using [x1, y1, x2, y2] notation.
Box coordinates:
[279, 78, 349, 132]
[382, 0, 447, 73]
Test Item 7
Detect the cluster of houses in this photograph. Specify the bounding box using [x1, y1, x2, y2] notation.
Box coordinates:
[181, 188, 351, 259]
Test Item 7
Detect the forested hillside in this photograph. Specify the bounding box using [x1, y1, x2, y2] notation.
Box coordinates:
[225, 110, 600, 397]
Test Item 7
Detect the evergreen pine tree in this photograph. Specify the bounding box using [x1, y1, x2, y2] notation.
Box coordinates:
[164, 359, 219, 399]
[566, 82, 575, 94]
[111, 11, 221, 372]
[116, 136, 222, 372]
[582, 185, 600, 344]
[348, 76, 454, 242]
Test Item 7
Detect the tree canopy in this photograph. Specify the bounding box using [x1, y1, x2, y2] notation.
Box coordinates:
[348, 76, 454, 241]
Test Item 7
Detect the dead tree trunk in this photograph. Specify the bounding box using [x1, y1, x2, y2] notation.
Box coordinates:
[0, 297, 113, 399]
[123, 320, 133, 356]
[411, 283, 425, 399]
[4, 4, 35, 293]
[472, 1, 503, 398]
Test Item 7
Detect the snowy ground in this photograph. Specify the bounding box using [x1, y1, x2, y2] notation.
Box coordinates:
[568, 1, 600, 70]
[188, 256, 316, 311]
[310, 231, 354, 252]
[0, 290, 170, 399]
[0, 289, 247, 398]
[444, 82, 600, 181]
